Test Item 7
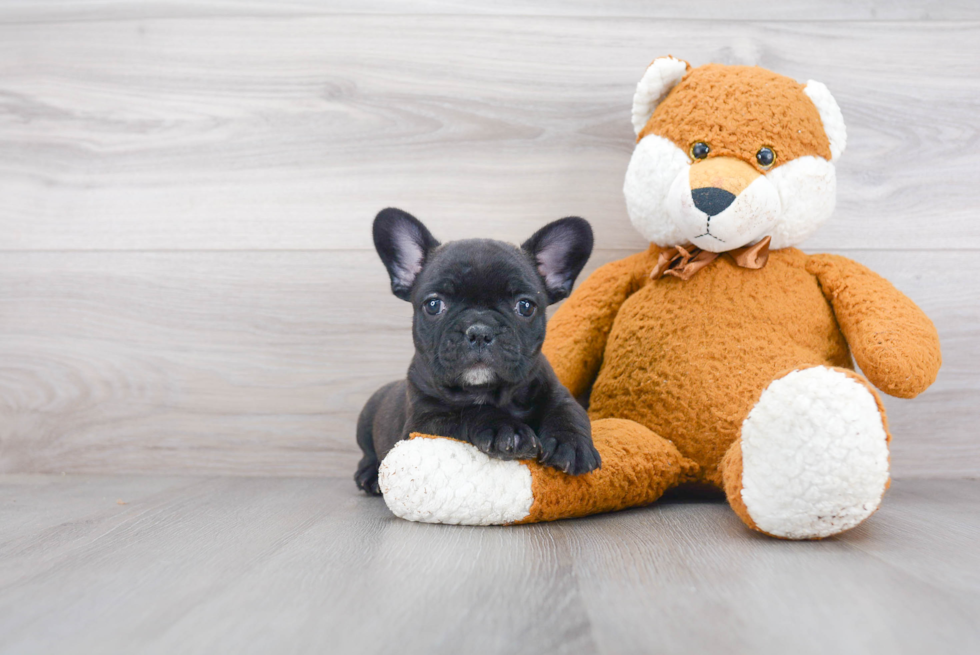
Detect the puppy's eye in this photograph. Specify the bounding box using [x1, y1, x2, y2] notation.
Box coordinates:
[423, 298, 445, 316]
[690, 141, 710, 160]
[515, 299, 536, 317]
[756, 146, 775, 168]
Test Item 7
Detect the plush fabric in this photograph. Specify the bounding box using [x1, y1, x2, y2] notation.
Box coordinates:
[380, 420, 699, 526]
[720, 366, 892, 540]
[624, 60, 844, 251]
[379, 434, 534, 526]
[638, 64, 832, 169]
[806, 255, 942, 398]
[631, 55, 690, 136]
[518, 418, 698, 523]
[551, 245, 856, 486]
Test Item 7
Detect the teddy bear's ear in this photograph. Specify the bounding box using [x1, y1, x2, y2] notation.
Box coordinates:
[631, 56, 690, 136]
[804, 80, 847, 162]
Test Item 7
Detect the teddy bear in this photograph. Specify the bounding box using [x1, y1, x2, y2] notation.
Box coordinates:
[376, 57, 942, 540]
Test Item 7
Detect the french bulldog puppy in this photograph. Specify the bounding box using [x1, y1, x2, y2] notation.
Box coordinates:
[355, 208, 599, 495]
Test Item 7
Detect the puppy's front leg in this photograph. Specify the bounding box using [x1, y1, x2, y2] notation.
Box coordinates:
[407, 405, 540, 461]
[536, 393, 600, 475]
[466, 406, 541, 461]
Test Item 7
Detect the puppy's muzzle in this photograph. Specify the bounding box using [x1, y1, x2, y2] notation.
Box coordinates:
[465, 323, 494, 349]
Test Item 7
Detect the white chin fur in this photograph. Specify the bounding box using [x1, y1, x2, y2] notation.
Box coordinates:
[740, 367, 890, 539]
[624, 135, 691, 246]
[624, 136, 837, 250]
[461, 366, 495, 386]
[379, 438, 534, 525]
[669, 171, 781, 252]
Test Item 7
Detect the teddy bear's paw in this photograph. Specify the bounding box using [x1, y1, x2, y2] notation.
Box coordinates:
[378, 437, 534, 525]
[739, 366, 890, 539]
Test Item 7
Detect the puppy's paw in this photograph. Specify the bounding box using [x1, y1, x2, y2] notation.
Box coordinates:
[472, 421, 540, 461]
[538, 429, 601, 476]
[355, 458, 382, 496]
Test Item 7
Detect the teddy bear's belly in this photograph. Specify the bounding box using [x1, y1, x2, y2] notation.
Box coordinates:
[587, 255, 851, 486]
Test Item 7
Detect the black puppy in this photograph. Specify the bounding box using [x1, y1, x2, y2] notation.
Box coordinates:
[355, 208, 599, 495]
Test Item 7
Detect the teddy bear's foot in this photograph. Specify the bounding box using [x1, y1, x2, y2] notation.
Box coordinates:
[722, 366, 891, 540]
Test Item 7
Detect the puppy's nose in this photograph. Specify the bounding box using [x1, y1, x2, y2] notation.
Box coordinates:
[466, 324, 494, 348]
[692, 187, 736, 217]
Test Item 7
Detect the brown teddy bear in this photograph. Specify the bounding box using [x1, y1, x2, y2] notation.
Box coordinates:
[377, 58, 942, 540]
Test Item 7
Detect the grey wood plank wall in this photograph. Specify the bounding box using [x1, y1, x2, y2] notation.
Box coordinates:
[1, 2, 978, 478]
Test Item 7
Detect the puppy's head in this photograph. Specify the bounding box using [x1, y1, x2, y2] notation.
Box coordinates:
[373, 208, 593, 389]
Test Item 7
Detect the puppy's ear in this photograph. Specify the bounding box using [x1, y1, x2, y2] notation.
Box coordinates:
[372, 208, 440, 301]
[521, 217, 594, 304]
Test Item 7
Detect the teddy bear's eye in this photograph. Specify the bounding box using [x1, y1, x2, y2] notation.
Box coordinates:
[690, 142, 710, 160]
[756, 147, 775, 168]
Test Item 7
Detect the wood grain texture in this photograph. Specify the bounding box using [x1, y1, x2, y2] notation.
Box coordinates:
[3, 0, 980, 22]
[0, 248, 976, 478]
[0, 4, 977, 478]
[0, 475, 978, 654]
[0, 17, 978, 251]
[0, 250, 409, 477]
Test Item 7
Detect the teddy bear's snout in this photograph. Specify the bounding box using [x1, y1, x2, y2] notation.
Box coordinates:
[689, 156, 760, 198]
[666, 157, 781, 252]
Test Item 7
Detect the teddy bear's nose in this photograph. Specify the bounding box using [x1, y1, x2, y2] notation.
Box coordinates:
[692, 187, 736, 216]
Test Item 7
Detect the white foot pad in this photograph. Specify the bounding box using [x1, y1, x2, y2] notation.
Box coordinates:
[378, 438, 534, 525]
[740, 367, 890, 539]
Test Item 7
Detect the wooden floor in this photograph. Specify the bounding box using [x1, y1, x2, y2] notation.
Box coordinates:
[1, 475, 978, 654]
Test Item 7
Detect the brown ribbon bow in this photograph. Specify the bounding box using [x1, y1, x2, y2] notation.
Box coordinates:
[650, 236, 772, 281]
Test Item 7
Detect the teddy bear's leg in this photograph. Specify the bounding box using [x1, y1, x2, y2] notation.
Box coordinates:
[521, 418, 699, 523]
[721, 366, 891, 540]
[378, 418, 698, 525]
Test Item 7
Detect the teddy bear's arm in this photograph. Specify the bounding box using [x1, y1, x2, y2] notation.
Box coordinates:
[806, 254, 942, 399]
[543, 250, 651, 398]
